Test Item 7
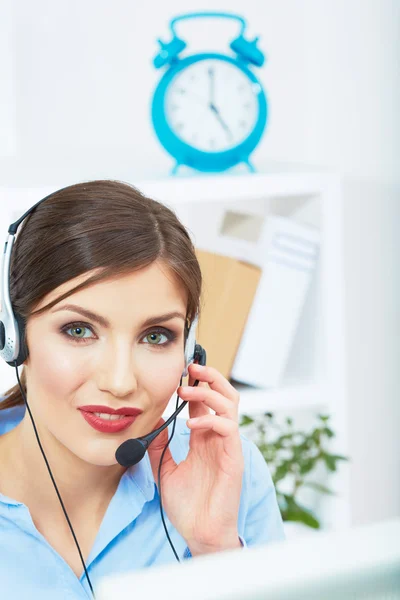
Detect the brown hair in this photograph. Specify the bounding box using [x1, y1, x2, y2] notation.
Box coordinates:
[0, 179, 202, 410]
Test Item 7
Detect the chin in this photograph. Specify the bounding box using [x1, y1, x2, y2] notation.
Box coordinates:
[71, 440, 127, 468]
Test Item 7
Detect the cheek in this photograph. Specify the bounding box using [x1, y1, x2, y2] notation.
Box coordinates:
[27, 330, 88, 397]
[139, 350, 185, 402]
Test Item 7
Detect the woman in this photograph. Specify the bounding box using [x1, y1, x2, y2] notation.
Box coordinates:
[0, 180, 285, 599]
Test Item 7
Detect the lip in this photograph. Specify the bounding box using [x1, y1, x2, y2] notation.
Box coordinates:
[78, 405, 142, 434]
[79, 405, 143, 416]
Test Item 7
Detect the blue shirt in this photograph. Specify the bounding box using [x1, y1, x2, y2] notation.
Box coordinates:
[0, 404, 285, 599]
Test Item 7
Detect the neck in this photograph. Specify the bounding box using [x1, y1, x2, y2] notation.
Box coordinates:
[2, 411, 128, 523]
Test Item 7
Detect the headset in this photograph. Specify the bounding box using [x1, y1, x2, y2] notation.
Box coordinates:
[0, 188, 207, 598]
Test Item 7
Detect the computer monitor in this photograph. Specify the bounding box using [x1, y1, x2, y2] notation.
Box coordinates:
[97, 517, 400, 600]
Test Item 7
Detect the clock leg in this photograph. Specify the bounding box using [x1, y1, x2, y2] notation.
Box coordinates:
[170, 162, 181, 176]
[244, 158, 256, 173]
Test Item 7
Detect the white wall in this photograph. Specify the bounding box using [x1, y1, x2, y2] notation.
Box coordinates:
[0, 0, 311, 184]
[302, 0, 400, 525]
[0, 0, 17, 157]
[1, 0, 399, 525]
[343, 180, 400, 525]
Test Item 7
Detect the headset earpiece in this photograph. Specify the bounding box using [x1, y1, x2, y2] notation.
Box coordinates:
[182, 314, 199, 377]
[13, 312, 28, 367]
[193, 343, 206, 366]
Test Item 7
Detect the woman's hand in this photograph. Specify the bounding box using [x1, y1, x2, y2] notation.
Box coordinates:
[146, 362, 245, 556]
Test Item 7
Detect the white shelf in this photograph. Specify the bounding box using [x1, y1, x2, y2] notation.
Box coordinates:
[0, 168, 350, 531]
[234, 382, 327, 415]
[163, 382, 327, 421]
[136, 170, 335, 205]
[0, 169, 333, 220]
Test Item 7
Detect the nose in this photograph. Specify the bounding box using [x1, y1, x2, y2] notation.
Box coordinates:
[96, 340, 138, 399]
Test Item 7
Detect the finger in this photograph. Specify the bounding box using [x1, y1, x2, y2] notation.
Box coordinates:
[146, 417, 177, 484]
[188, 358, 209, 387]
[187, 392, 211, 420]
[186, 414, 244, 463]
[188, 364, 240, 404]
[178, 385, 238, 420]
[188, 370, 208, 388]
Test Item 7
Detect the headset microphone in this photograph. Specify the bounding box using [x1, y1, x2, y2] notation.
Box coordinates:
[115, 344, 206, 468]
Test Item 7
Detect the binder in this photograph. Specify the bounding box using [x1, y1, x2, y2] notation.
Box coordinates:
[231, 216, 320, 388]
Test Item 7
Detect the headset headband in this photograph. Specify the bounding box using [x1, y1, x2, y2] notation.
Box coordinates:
[0, 189, 198, 371]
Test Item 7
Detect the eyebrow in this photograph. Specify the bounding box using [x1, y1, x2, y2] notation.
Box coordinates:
[51, 303, 186, 329]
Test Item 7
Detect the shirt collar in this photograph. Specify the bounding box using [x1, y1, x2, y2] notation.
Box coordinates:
[85, 451, 156, 567]
[0, 403, 159, 569]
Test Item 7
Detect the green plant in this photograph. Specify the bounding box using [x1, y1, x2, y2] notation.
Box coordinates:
[239, 412, 349, 529]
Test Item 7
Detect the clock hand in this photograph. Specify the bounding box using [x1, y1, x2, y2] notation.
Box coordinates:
[208, 67, 215, 105]
[209, 103, 233, 141]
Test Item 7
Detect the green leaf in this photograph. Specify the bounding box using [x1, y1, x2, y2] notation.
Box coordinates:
[282, 496, 320, 529]
[311, 429, 322, 444]
[322, 453, 348, 471]
[330, 454, 348, 462]
[318, 414, 330, 423]
[273, 461, 292, 483]
[239, 415, 254, 427]
[299, 458, 317, 475]
[303, 481, 335, 495]
[322, 454, 337, 471]
[322, 427, 335, 438]
[276, 433, 295, 443]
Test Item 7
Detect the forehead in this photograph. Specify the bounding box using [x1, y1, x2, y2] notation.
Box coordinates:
[34, 261, 188, 319]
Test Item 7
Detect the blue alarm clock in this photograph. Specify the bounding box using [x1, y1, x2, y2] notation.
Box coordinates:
[151, 12, 268, 174]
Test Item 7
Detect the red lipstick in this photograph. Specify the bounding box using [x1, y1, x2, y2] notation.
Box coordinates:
[78, 405, 142, 434]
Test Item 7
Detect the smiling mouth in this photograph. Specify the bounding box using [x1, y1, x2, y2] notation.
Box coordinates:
[91, 412, 130, 420]
[79, 409, 140, 433]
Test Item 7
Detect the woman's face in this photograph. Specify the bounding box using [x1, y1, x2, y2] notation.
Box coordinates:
[23, 261, 188, 467]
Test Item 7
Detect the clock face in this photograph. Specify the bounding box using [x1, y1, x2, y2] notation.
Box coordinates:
[164, 58, 260, 153]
